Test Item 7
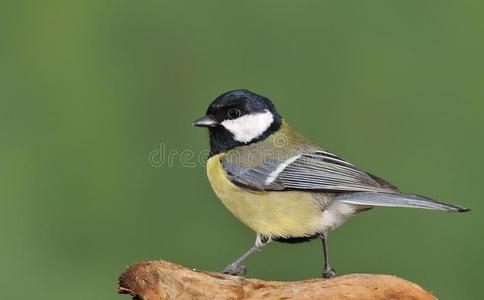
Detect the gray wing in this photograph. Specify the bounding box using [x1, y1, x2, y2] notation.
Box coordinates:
[221, 150, 397, 192]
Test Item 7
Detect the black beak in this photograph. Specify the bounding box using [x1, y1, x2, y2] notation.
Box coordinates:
[192, 115, 218, 127]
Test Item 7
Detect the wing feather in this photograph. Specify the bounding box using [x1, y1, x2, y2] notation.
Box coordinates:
[222, 149, 396, 192]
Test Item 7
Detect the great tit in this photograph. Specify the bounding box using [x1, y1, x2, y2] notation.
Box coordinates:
[193, 89, 469, 278]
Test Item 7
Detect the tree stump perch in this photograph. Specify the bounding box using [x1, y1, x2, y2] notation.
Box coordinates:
[118, 260, 436, 300]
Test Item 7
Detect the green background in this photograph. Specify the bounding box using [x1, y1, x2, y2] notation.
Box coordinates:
[1, 1, 482, 299]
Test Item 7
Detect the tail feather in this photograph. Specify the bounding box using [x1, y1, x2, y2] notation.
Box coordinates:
[336, 192, 470, 212]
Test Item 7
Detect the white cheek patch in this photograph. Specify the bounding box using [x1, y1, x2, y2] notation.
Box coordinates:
[221, 109, 274, 143]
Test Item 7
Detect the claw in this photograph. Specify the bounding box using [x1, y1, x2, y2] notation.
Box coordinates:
[223, 264, 247, 276]
[322, 266, 336, 278]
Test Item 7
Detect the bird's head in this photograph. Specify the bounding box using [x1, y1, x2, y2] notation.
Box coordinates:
[193, 89, 282, 155]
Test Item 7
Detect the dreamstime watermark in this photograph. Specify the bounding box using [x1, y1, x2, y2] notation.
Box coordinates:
[148, 133, 309, 168]
[149, 143, 210, 168]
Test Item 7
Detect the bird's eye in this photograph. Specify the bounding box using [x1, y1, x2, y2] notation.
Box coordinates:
[228, 109, 241, 120]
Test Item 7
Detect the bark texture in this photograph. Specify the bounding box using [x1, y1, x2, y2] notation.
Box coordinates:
[118, 260, 436, 300]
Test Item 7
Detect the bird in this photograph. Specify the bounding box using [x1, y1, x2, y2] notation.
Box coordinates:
[192, 89, 470, 278]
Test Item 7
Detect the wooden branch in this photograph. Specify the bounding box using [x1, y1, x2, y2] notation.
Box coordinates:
[118, 260, 436, 300]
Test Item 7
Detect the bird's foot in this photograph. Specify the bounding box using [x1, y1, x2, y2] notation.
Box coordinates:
[222, 263, 247, 276]
[322, 266, 336, 278]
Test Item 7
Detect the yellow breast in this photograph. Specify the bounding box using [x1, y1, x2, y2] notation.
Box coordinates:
[206, 154, 325, 238]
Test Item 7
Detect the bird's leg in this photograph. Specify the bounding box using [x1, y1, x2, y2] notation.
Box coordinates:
[320, 231, 336, 278]
[222, 235, 270, 276]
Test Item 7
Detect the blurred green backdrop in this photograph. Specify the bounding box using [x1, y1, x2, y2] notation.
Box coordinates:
[1, 1, 483, 299]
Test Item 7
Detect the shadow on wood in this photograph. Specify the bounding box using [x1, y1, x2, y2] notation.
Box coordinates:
[118, 260, 436, 300]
